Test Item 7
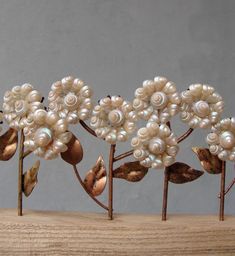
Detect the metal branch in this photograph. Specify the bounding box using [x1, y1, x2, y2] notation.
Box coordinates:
[219, 161, 226, 221]
[108, 144, 116, 220]
[22, 150, 32, 159]
[218, 178, 235, 198]
[113, 149, 133, 162]
[18, 130, 24, 216]
[79, 120, 97, 138]
[72, 165, 108, 211]
[177, 128, 194, 143]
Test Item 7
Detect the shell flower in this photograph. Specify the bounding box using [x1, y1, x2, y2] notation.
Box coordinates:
[206, 117, 235, 161]
[2, 84, 43, 130]
[132, 76, 181, 123]
[180, 84, 224, 129]
[23, 109, 72, 160]
[48, 76, 93, 124]
[131, 122, 179, 169]
[90, 96, 138, 144]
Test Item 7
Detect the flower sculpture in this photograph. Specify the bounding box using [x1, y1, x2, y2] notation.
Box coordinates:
[206, 117, 235, 161]
[90, 96, 138, 144]
[48, 76, 93, 124]
[23, 109, 72, 160]
[131, 122, 179, 169]
[180, 84, 224, 129]
[3, 84, 43, 130]
[132, 76, 181, 123]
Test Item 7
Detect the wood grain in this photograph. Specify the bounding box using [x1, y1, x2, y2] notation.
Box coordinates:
[0, 209, 234, 255]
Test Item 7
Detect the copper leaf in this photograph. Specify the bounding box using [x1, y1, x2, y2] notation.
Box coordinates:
[61, 133, 83, 165]
[192, 147, 222, 174]
[113, 161, 148, 182]
[84, 156, 106, 197]
[167, 162, 204, 184]
[23, 160, 40, 197]
[0, 128, 18, 161]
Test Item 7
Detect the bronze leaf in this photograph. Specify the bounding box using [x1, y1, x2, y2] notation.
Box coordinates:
[192, 147, 222, 174]
[167, 162, 204, 184]
[23, 160, 40, 197]
[113, 161, 148, 182]
[83, 156, 106, 197]
[61, 133, 83, 165]
[0, 128, 18, 161]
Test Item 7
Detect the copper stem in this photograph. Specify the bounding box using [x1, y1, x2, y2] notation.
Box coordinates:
[72, 165, 109, 211]
[22, 149, 32, 159]
[79, 120, 97, 137]
[108, 144, 116, 220]
[114, 149, 133, 162]
[219, 161, 226, 221]
[177, 128, 194, 143]
[162, 168, 169, 221]
[18, 130, 24, 216]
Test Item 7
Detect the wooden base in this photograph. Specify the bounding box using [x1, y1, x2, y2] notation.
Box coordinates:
[0, 209, 234, 255]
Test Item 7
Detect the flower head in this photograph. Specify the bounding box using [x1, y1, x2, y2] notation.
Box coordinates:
[48, 76, 93, 124]
[3, 84, 43, 130]
[131, 122, 179, 169]
[180, 84, 224, 129]
[206, 117, 235, 161]
[90, 96, 138, 144]
[23, 109, 72, 160]
[133, 76, 181, 123]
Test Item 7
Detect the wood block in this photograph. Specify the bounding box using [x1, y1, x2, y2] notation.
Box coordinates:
[0, 209, 234, 255]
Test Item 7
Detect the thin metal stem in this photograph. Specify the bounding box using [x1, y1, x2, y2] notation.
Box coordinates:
[219, 161, 226, 221]
[162, 168, 169, 221]
[22, 149, 32, 159]
[114, 149, 133, 162]
[79, 120, 97, 137]
[72, 165, 108, 211]
[18, 130, 24, 216]
[109, 144, 116, 220]
[162, 121, 171, 221]
[222, 178, 235, 197]
[177, 128, 194, 143]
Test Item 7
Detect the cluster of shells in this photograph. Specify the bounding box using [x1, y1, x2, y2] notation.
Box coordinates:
[1, 75, 234, 166]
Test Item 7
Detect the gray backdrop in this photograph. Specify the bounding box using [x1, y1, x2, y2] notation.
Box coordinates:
[0, 0, 234, 215]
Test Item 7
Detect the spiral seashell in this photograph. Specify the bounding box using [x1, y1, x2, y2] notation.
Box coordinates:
[193, 100, 210, 118]
[188, 117, 200, 128]
[148, 138, 166, 154]
[189, 84, 203, 97]
[132, 98, 146, 111]
[35, 127, 53, 147]
[181, 90, 194, 104]
[180, 111, 192, 123]
[105, 132, 117, 144]
[146, 122, 159, 136]
[61, 76, 74, 89]
[27, 90, 42, 103]
[12, 86, 21, 95]
[58, 131, 72, 144]
[206, 133, 219, 145]
[46, 111, 59, 125]
[135, 87, 148, 101]
[142, 80, 155, 94]
[131, 137, 141, 148]
[160, 112, 170, 123]
[51, 81, 62, 92]
[199, 118, 211, 129]
[54, 119, 68, 134]
[219, 131, 235, 149]
[166, 145, 179, 156]
[72, 78, 84, 91]
[150, 92, 168, 109]
[158, 124, 171, 138]
[14, 100, 28, 116]
[169, 92, 181, 105]
[220, 118, 231, 130]
[108, 109, 125, 127]
[33, 109, 47, 125]
[95, 127, 110, 138]
[64, 93, 80, 110]
[218, 150, 229, 161]
[123, 121, 136, 134]
[163, 81, 176, 94]
[137, 127, 150, 141]
[209, 145, 222, 155]
[21, 83, 33, 95]
[134, 149, 147, 161]
[162, 154, 175, 167]
[117, 130, 128, 142]
[52, 140, 68, 154]
[229, 152, 235, 161]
